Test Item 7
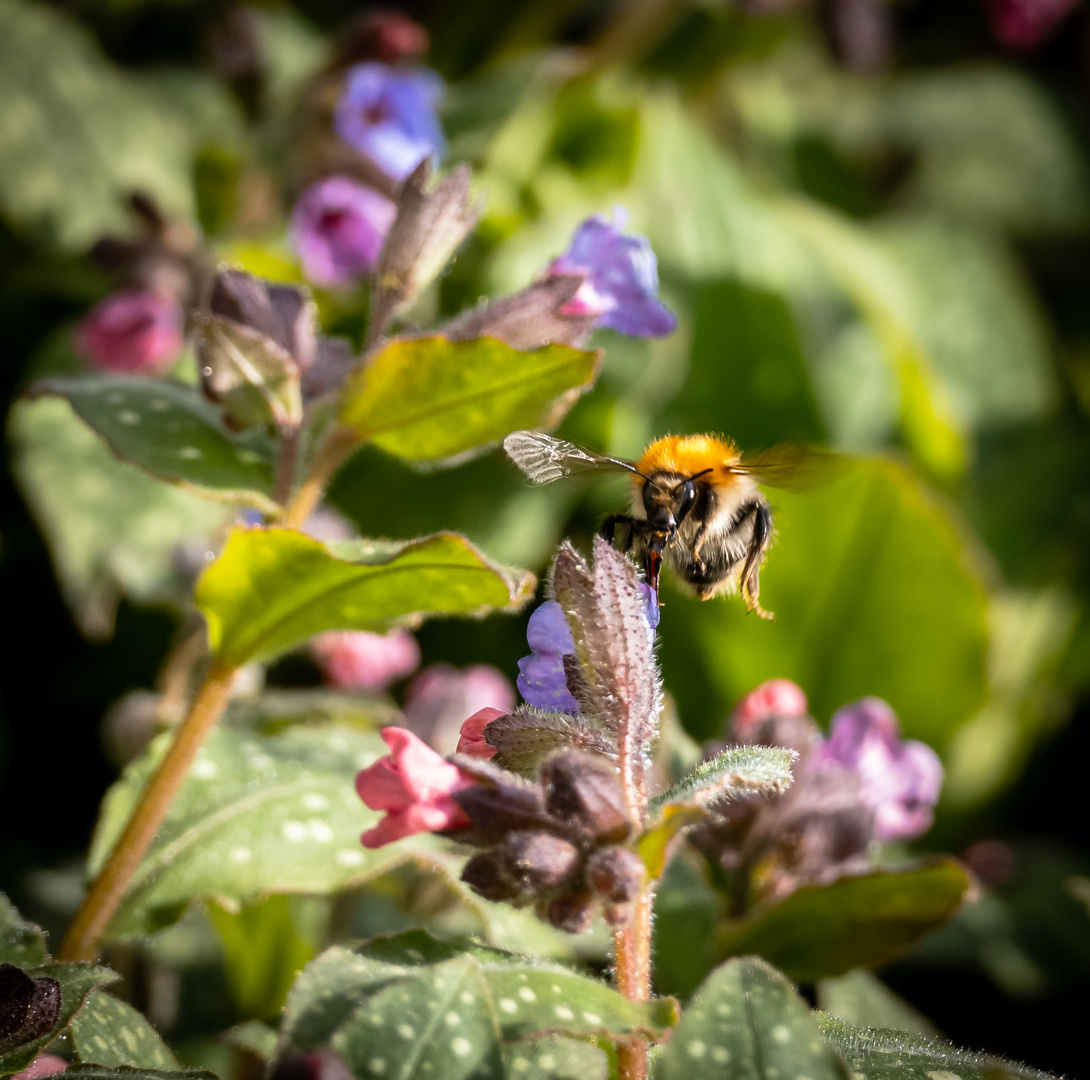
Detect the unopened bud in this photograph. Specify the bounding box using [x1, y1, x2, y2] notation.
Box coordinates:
[541, 752, 630, 843]
[461, 851, 520, 902]
[586, 846, 644, 905]
[541, 891, 596, 934]
[499, 831, 581, 892]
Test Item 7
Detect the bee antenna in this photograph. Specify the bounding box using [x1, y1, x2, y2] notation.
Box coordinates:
[688, 467, 714, 481]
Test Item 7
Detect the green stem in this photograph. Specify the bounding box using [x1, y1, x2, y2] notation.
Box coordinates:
[284, 426, 359, 530]
[274, 422, 302, 509]
[57, 663, 237, 962]
[614, 885, 654, 1080]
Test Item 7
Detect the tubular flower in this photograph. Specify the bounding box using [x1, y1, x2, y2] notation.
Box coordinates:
[813, 697, 944, 842]
[355, 727, 475, 848]
[456, 707, 507, 759]
[516, 602, 580, 714]
[402, 663, 515, 751]
[546, 208, 677, 338]
[291, 176, 397, 287]
[74, 289, 184, 373]
[311, 629, 420, 691]
[334, 62, 445, 180]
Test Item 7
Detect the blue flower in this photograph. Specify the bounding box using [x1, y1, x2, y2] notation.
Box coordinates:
[334, 62, 445, 181]
[547, 208, 677, 338]
[516, 585, 659, 714]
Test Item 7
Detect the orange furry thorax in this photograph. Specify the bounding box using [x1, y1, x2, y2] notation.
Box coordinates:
[636, 434, 742, 485]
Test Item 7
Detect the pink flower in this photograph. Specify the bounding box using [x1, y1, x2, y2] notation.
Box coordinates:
[311, 629, 420, 690]
[403, 663, 516, 752]
[733, 679, 809, 737]
[355, 727, 475, 848]
[988, 0, 1080, 48]
[13, 1055, 68, 1080]
[456, 707, 507, 758]
[291, 176, 397, 287]
[812, 697, 943, 842]
[74, 289, 184, 373]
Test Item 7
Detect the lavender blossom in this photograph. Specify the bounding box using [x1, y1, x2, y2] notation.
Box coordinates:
[516, 602, 580, 714]
[546, 208, 677, 338]
[334, 62, 445, 181]
[291, 176, 397, 288]
[813, 697, 943, 842]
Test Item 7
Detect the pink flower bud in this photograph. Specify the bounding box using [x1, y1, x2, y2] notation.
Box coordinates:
[733, 679, 808, 736]
[311, 629, 420, 691]
[13, 1056, 67, 1080]
[74, 289, 184, 373]
[456, 707, 506, 758]
[355, 727, 475, 848]
[988, 0, 1079, 48]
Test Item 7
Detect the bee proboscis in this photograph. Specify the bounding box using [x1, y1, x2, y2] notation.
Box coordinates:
[504, 430, 829, 620]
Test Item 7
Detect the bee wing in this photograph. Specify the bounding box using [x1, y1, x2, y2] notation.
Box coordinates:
[730, 443, 853, 491]
[503, 430, 640, 484]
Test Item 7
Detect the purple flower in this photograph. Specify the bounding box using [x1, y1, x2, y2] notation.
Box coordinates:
[74, 289, 184, 373]
[334, 62, 445, 181]
[546, 208, 677, 338]
[516, 587, 658, 714]
[812, 698, 943, 842]
[291, 176, 397, 288]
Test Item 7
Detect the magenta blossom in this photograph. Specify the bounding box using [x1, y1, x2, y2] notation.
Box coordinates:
[403, 663, 516, 752]
[74, 289, 184, 373]
[292, 176, 397, 288]
[813, 697, 943, 842]
[733, 678, 809, 739]
[334, 62, 445, 180]
[456, 706, 507, 759]
[546, 208, 677, 338]
[988, 0, 1080, 47]
[355, 727, 475, 848]
[311, 629, 420, 691]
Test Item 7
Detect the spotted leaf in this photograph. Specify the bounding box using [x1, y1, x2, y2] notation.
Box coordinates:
[68, 990, 178, 1069]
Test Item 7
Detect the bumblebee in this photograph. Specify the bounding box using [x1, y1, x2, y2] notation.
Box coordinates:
[504, 431, 819, 620]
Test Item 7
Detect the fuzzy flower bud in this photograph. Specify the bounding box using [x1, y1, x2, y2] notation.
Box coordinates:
[74, 289, 183, 373]
[311, 629, 420, 691]
[334, 63, 445, 180]
[291, 176, 397, 288]
[541, 752, 631, 844]
[812, 697, 943, 842]
[546, 208, 676, 338]
[456, 707, 506, 758]
[355, 727, 475, 847]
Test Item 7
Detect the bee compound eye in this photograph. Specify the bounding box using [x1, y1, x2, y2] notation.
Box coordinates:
[675, 480, 697, 524]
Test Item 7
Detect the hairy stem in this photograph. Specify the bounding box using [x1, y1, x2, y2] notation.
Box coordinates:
[283, 426, 359, 529]
[57, 664, 237, 962]
[614, 885, 654, 1080]
[273, 422, 301, 508]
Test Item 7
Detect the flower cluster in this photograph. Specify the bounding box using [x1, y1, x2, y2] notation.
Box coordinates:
[692, 679, 943, 907]
[355, 538, 660, 931]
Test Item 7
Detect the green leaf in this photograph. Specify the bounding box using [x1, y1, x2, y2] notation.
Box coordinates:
[339, 336, 600, 467]
[650, 746, 796, 813]
[224, 688, 401, 735]
[815, 970, 937, 1037]
[0, 894, 48, 967]
[68, 990, 178, 1069]
[280, 933, 678, 1059]
[659, 458, 989, 751]
[716, 859, 972, 982]
[88, 724, 420, 937]
[0, 963, 117, 1077]
[61, 1069, 220, 1080]
[817, 1014, 1059, 1080]
[196, 528, 534, 669]
[31, 376, 278, 510]
[331, 956, 504, 1080]
[654, 957, 848, 1080]
[9, 397, 234, 639]
[222, 1021, 278, 1062]
[501, 1036, 608, 1080]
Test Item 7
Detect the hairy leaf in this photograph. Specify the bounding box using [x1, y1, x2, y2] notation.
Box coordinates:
[816, 970, 937, 1037]
[655, 957, 848, 1080]
[0, 896, 47, 968]
[716, 859, 971, 982]
[339, 336, 600, 467]
[88, 724, 427, 937]
[69, 991, 178, 1069]
[817, 1014, 1058, 1079]
[650, 746, 797, 812]
[30, 377, 278, 509]
[197, 529, 534, 668]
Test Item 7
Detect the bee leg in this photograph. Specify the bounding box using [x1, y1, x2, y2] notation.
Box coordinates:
[738, 502, 774, 620]
[600, 514, 638, 553]
[690, 521, 709, 572]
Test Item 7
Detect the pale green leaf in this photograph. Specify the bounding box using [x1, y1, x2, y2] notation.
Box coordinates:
[31, 376, 278, 510]
[650, 746, 797, 813]
[69, 991, 178, 1069]
[196, 528, 534, 668]
[816, 970, 938, 1037]
[0, 894, 48, 968]
[339, 336, 600, 467]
